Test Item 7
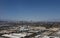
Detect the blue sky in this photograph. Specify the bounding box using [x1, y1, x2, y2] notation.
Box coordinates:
[0, 0, 60, 21]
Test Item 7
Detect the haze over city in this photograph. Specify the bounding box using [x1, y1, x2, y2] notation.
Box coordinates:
[1, 0, 60, 38]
